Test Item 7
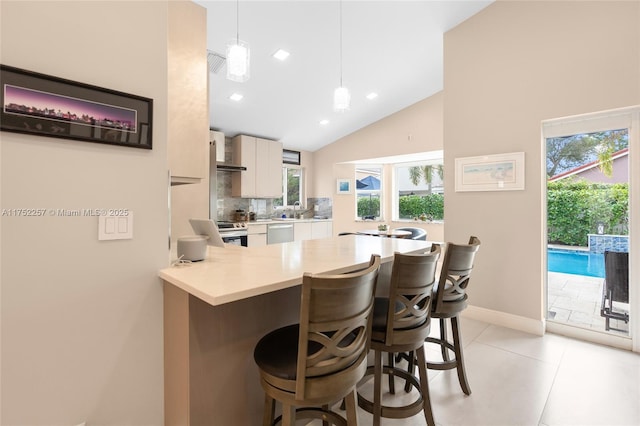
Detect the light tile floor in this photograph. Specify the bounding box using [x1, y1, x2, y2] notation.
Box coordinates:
[309, 317, 640, 425]
[548, 271, 629, 334]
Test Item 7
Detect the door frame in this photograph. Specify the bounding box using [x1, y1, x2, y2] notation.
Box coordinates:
[542, 106, 639, 352]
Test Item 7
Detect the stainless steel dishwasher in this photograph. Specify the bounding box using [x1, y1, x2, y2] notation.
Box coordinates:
[267, 223, 294, 244]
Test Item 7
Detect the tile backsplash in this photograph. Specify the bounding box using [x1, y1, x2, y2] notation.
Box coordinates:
[216, 170, 331, 221]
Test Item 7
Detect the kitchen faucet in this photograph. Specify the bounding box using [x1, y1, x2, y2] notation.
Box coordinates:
[293, 201, 302, 218]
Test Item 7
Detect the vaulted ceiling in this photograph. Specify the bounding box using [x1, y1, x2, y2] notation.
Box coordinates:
[196, 1, 493, 152]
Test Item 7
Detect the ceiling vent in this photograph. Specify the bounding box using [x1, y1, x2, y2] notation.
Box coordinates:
[207, 50, 226, 74]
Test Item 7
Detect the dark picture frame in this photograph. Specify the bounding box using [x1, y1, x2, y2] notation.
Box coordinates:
[0, 64, 153, 149]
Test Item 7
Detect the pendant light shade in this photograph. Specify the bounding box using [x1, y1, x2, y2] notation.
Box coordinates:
[333, 86, 350, 112]
[227, 0, 250, 82]
[226, 39, 250, 82]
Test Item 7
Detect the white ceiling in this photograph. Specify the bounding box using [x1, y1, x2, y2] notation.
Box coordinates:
[196, 1, 492, 152]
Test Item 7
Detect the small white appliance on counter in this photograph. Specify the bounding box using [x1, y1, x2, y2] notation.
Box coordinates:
[176, 235, 208, 261]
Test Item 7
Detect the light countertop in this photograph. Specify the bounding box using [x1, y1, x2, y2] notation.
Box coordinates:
[246, 217, 332, 225]
[160, 235, 432, 306]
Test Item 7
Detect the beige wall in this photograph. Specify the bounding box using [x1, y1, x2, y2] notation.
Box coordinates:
[312, 92, 444, 239]
[444, 1, 640, 324]
[1, 1, 171, 424]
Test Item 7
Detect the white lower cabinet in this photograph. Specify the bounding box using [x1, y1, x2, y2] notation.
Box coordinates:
[311, 221, 333, 239]
[294, 222, 312, 241]
[249, 221, 332, 245]
[248, 224, 267, 247]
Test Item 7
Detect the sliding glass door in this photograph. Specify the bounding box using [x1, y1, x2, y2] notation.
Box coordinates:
[543, 108, 639, 351]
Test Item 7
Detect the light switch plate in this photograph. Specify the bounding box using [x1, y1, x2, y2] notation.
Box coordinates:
[99, 212, 133, 240]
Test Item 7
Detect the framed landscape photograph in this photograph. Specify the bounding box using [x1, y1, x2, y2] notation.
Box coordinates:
[455, 152, 525, 192]
[336, 178, 352, 194]
[0, 64, 152, 149]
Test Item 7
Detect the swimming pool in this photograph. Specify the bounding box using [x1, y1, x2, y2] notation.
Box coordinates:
[547, 248, 605, 278]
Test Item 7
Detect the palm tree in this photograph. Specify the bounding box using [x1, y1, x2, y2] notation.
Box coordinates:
[408, 164, 443, 194]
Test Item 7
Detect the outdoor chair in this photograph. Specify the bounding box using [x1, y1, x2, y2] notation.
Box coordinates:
[600, 250, 629, 331]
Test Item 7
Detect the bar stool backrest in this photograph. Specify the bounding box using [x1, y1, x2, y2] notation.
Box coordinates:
[295, 255, 380, 400]
[433, 236, 481, 310]
[384, 245, 441, 346]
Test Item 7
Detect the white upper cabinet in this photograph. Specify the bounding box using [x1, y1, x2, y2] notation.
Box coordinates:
[231, 135, 283, 198]
[168, 1, 208, 184]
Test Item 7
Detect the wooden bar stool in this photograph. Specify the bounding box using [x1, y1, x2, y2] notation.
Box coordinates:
[426, 236, 481, 395]
[357, 245, 441, 426]
[253, 255, 381, 426]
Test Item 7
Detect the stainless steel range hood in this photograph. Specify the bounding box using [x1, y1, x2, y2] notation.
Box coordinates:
[211, 130, 246, 172]
[216, 162, 246, 172]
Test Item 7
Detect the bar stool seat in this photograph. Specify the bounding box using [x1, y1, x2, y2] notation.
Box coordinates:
[254, 255, 381, 426]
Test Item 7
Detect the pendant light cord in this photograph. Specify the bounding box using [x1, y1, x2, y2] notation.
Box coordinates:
[339, 0, 343, 87]
[236, 0, 240, 44]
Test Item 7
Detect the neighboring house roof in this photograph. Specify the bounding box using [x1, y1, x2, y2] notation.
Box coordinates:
[549, 148, 629, 183]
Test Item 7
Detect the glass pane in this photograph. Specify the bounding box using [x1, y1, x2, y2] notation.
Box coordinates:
[546, 129, 629, 336]
[356, 167, 382, 219]
[286, 168, 301, 205]
[395, 163, 444, 221]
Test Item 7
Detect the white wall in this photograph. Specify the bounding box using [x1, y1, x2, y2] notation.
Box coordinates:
[1, 1, 170, 424]
[444, 1, 640, 329]
[312, 93, 444, 239]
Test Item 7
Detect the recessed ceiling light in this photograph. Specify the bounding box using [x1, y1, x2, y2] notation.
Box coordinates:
[319, 119, 329, 126]
[366, 92, 378, 100]
[272, 49, 290, 61]
[229, 93, 244, 102]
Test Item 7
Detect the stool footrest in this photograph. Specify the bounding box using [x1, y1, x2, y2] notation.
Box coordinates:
[426, 360, 458, 370]
[357, 365, 425, 419]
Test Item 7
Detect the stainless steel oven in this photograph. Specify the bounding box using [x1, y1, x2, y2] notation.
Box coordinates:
[217, 222, 248, 247]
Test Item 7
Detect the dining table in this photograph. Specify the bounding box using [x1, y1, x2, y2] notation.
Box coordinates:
[159, 234, 432, 425]
[357, 228, 413, 238]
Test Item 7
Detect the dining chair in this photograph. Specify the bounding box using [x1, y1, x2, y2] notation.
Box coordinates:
[393, 227, 427, 241]
[253, 255, 381, 426]
[425, 236, 480, 395]
[357, 245, 441, 426]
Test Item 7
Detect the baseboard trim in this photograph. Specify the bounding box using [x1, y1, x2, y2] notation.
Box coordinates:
[462, 305, 545, 336]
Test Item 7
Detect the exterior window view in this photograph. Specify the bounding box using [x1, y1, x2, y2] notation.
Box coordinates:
[546, 129, 630, 335]
[396, 162, 444, 221]
[355, 166, 382, 219]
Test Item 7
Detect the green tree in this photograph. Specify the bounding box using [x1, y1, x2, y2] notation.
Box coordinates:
[408, 165, 443, 194]
[546, 130, 628, 177]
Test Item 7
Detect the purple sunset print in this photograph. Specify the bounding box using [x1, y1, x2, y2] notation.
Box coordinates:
[3, 84, 137, 132]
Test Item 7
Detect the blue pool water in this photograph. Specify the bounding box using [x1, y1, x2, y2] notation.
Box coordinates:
[547, 249, 605, 278]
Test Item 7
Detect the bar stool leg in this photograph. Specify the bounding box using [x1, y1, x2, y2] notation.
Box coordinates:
[387, 352, 396, 394]
[263, 395, 275, 426]
[282, 404, 295, 426]
[344, 388, 358, 425]
[416, 346, 435, 426]
[404, 350, 415, 393]
[440, 318, 450, 361]
[373, 349, 383, 426]
[451, 315, 471, 395]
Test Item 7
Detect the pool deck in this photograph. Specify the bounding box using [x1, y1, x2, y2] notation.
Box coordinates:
[548, 271, 629, 335]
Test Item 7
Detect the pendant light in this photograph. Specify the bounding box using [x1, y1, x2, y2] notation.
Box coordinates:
[333, 0, 350, 112]
[226, 0, 250, 82]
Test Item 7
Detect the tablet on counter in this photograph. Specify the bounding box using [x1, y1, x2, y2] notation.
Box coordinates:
[189, 218, 226, 248]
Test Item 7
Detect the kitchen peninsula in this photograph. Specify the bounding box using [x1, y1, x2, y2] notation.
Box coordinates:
[160, 234, 432, 425]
